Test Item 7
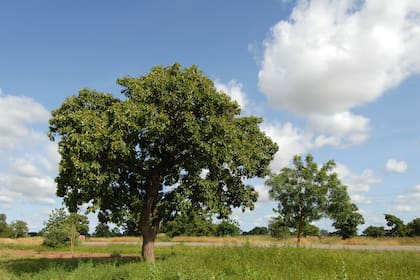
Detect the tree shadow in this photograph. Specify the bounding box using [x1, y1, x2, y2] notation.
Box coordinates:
[3, 256, 142, 276]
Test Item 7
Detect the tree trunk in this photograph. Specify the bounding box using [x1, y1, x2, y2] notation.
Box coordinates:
[140, 176, 161, 262]
[70, 221, 76, 258]
[297, 220, 303, 248]
[142, 228, 157, 261]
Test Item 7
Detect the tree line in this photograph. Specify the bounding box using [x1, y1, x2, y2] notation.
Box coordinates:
[0, 214, 28, 238]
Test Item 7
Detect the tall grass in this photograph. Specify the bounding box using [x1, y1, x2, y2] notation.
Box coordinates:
[0, 245, 419, 279]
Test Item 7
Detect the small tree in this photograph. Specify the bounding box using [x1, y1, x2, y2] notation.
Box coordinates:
[268, 217, 291, 239]
[266, 154, 364, 246]
[243, 226, 268, 235]
[41, 208, 89, 248]
[407, 218, 420, 236]
[384, 214, 407, 237]
[0, 214, 12, 238]
[215, 220, 241, 236]
[94, 223, 112, 237]
[363, 226, 385, 237]
[9, 220, 28, 238]
[303, 224, 320, 237]
[161, 208, 216, 238]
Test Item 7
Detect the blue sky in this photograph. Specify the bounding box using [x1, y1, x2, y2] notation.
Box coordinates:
[0, 0, 419, 233]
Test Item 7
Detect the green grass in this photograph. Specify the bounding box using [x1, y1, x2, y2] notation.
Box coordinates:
[0, 245, 419, 279]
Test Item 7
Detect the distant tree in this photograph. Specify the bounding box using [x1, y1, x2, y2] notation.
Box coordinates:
[122, 217, 141, 236]
[266, 154, 364, 246]
[303, 224, 320, 237]
[384, 214, 407, 237]
[243, 226, 268, 235]
[319, 229, 329, 236]
[363, 226, 385, 237]
[161, 208, 216, 238]
[48, 63, 278, 261]
[331, 203, 364, 239]
[0, 214, 11, 237]
[215, 220, 241, 236]
[9, 220, 28, 238]
[407, 218, 420, 237]
[268, 217, 291, 239]
[111, 227, 122, 237]
[94, 223, 112, 237]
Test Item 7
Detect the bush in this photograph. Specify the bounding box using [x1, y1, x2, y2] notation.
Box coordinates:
[42, 226, 72, 248]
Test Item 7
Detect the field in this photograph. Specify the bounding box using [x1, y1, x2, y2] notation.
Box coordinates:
[0, 236, 419, 279]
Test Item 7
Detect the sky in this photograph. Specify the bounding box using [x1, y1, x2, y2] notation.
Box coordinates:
[0, 0, 419, 233]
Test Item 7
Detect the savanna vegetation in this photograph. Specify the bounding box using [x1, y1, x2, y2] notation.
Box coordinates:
[2, 63, 420, 278]
[0, 240, 419, 280]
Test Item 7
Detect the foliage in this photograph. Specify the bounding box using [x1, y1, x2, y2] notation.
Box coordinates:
[331, 204, 364, 239]
[1, 245, 419, 279]
[363, 226, 386, 237]
[385, 214, 407, 237]
[48, 63, 278, 260]
[94, 223, 121, 237]
[243, 226, 268, 235]
[215, 220, 241, 236]
[407, 218, 420, 236]
[9, 220, 28, 238]
[0, 214, 12, 238]
[161, 208, 216, 238]
[41, 208, 89, 247]
[266, 154, 364, 245]
[303, 224, 320, 237]
[268, 216, 291, 239]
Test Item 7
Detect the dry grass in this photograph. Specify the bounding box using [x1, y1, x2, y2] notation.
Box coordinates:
[86, 236, 142, 243]
[171, 235, 420, 246]
[0, 237, 43, 246]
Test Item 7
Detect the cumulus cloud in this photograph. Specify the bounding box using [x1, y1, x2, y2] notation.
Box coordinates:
[307, 111, 370, 145]
[214, 80, 248, 111]
[259, 0, 420, 144]
[261, 122, 316, 170]
[385, 158, 408, 173]
[0, 89, 59, 207]
[395, 185, 420, 204]
[334, 163, 381, 204]
[253, 184, 270, 204]
[259, 0, 420, 114]
[0, 91, 50, 149]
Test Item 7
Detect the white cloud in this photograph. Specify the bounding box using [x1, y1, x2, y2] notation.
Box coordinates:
[253, 184, 270, 204]
[261, 121, 356, 170]
[214, 80, 248, 111]
[0, 91, 50, 149]
[0, 89, 59, 206]
[307, 111, 370, 145]
[261, 122, 316, 170]
[386, 158, 408, 173]
[259, 0, 420, 115]
[335, 163, 381, 198]
[258, 0, 420, 144]
[350, 194, 373, 204]
[395, 185, 420, 203]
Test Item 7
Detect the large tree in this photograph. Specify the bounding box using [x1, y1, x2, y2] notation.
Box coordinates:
[266, 154, 363, 246]
[48, 64, 278, 261]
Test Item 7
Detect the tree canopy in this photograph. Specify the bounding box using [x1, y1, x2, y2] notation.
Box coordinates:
[266, 154, 364, 246]
[48, 63, 278, 261]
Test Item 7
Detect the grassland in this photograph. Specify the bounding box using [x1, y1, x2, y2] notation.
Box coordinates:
[0, 236, 419, 279]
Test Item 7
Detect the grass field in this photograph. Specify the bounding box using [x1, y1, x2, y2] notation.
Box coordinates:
[0, 236, 419, 279]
